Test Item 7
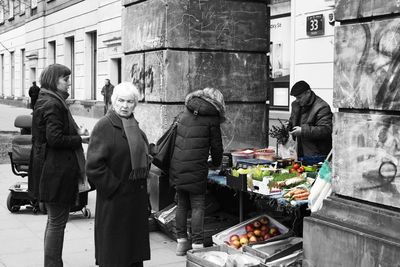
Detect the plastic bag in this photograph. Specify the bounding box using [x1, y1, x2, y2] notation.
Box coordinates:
[278, 135, 297, 160]
[308, 151, 332, 212]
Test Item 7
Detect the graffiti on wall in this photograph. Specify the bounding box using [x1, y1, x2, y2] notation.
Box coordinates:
[334, 18, 400, 110]
[333, 112, 400, 208]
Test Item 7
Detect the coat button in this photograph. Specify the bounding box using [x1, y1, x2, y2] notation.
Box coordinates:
[140, 185, 144, 189]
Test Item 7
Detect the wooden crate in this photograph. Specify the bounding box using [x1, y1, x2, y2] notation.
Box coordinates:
[122, 0, 268, 53]
[123, 50, 267, 103]
[332, 112, 400, 208]
[335, 0, 400, 21]
[334, 18, 400, 110]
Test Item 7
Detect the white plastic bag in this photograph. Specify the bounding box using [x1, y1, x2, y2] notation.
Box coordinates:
[309, 151, 332, 212]
[278, 135, 297, 160]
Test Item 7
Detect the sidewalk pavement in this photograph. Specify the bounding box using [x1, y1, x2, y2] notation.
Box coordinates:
[0, 104, 186, 267]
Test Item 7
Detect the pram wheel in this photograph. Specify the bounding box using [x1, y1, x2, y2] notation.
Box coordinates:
[7, 192, 20, 213]
[82, 207, 91, 219]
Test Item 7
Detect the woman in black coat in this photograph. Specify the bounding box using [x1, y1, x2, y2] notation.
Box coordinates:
[29, 64, 89, 267]
[170, 87, 225, 255]
[86, 82, 151, 267]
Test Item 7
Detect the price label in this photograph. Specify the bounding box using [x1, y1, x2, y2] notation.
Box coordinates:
[306, 14, 324, 36]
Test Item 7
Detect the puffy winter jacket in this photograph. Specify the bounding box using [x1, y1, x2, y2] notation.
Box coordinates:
[169, 97, 223, 194]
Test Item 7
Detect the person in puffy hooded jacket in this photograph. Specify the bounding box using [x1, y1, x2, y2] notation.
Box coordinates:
[170, 87, 225, 256]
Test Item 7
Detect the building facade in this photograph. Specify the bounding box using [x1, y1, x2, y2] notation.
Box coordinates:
[0, 0, 336, 140]
[0, 0, 122, 116]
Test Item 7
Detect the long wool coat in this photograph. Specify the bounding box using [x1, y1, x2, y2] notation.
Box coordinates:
[169, 97, 223, 194]
[86, 110, 150, 267]
[29, 90, 82, 205]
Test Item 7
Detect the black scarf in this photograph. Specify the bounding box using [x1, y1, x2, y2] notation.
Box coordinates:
[121, 114, 149, 180]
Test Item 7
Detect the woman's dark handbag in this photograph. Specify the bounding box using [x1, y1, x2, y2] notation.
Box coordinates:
[152, 115, 181, 173]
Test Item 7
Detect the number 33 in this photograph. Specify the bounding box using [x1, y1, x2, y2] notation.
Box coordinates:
[309, 19, 319, 31]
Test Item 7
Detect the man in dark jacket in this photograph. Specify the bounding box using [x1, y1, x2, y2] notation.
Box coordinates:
[288, 80, 333, 163]
[101, 78, 114, 114]
[170, 87, 225, 256]
[28, 81, 40, 109]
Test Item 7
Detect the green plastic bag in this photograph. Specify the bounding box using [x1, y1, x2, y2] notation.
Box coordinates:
[318, 160, 331, 182]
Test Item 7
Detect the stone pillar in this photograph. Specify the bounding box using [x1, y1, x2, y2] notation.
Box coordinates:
[121, 0, 269, 149]
[303, 1, 400, 265]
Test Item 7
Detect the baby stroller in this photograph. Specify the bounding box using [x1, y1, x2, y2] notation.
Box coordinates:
[7, 115, 91, 218]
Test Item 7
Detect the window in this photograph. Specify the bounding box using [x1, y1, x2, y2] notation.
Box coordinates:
[48, 41, 56, 64]
[20, 0, 25, 15]
[65, 36, 75, 98]
[268, 77, 290, 111]
[0, 54, 4, 96]
[0, 7, 4, 23]
[31, 0, 38, 9]
[8, 0, 14, 19]
[88, 31, 97, 100]
[10, 51, 15, 96]
[21, 49, 25, 96]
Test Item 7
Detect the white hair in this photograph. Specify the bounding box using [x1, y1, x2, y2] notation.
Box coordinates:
[110, 82, 139, 107]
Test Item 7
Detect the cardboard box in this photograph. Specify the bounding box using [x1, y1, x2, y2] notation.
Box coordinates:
[212, 214, 292, 246]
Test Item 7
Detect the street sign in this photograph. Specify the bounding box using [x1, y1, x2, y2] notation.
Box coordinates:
[306, 14, 325, 36]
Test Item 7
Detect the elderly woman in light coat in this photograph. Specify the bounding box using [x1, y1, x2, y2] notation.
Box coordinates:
[86, 82, 151, 267]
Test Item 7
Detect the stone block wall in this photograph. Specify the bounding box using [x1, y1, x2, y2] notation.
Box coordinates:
[122, 0, 269, 148]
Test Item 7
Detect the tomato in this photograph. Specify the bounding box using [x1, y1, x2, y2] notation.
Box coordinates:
[298, 166, 305, 173]
[293, 163, 300, 170]
[290, 168, 297, 174]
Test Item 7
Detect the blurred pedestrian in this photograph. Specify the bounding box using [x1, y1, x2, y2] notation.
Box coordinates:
[86, 82, 151, 267]
[29, 64, 90, 267]
[170, 87, 225, 255]
[101, 78, 114, 114]
[28, 81, 40, 109]
[288, 80, 333, 162]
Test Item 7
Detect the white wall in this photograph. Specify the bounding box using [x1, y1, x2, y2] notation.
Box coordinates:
[291, 0, 335, 108]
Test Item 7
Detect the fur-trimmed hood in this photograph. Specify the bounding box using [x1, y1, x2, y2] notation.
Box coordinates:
[185, 87, 226, 122]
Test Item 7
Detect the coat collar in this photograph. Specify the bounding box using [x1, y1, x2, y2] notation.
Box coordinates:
[105, 110, 148, 145]
[106, 109, 123, 129]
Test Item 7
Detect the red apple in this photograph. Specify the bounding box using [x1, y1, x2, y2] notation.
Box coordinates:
[263, 233, 272, 240]
[259, 217, 269, 225]
[260, 225, 270, 232]
[230, 239, 241, 249]
[253, 220, 261, 228]
[245, 224, 255, 232]
[253, 229, 262, 237]
[247, 231, 255, 238]
[229, 234, 240, 242]
[239, 236, 249, 246]
[257, 236, 264, 242]
[269, 227, 280, 236]
[260, 230, 268, 237]
[248, 235, 258, 243]
[240, 233, 249, 239]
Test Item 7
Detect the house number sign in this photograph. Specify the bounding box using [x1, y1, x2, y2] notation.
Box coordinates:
[306, 14, 325, 36]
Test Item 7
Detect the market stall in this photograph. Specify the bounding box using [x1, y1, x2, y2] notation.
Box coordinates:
[154, 147, 330, 266]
